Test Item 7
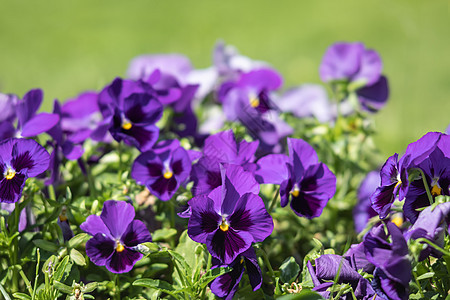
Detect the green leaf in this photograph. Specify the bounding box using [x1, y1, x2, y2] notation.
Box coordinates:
[152, 228, 177, 242]
[139, 242, 160, 254]
[168, 250, 193, 278]
[280, 256, 300, 284]
[277, 290, 325, 299]
[133, 278, 179, 298]
[12, 293, 31, 300]
[53, 281, 73, 294]
[54, 255, 72, 282]
[33, 239, 59, 252]
[82, 282, 98, 293]
[70, 248, 86, 266]
[416, 272, 435, 281]
[197, 266, 232, 290]
[67, 233, 90, 249]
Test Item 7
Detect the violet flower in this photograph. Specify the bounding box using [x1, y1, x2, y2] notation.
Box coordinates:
[131, 140, 192, 201]
[188, 164, 272, 264]
[209, 247, 262, 299]
[363, 222, 411, 300]
[319, 42, 389, 112]
[0, 138, 50, 203]
[96, 78, 164, 151]
[405, 202, 450, 261]
[190, 130, 258, 196]
[219, 68, 292, 151]
[256, 138, 336, 218]
[80, 200, 152, 273]
[307, 254, 378, 299]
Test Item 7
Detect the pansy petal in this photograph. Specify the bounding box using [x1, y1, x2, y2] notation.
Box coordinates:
[11, 139, 50, 177]
[188, 195, 221, 244]
[357, 75, 389, 112]
[100, 200, 135, 239]
[207, 227, 252, 264]
[80, 215, 111, 238]
[121, 220, 152, 247]
[0, 172, 27, 203]
[123, 93, 163, 125]
[352, 49, 382, 86]
[319, 42, 364, 82]
[314, 254, 361, 283]
[210, 258, 244, 300]
[106, 248, 143, 274]
[20, 113, 60, 137]
[287, 138, 318, 181]
[370, 184, 396, 219]
[229, 193, 273, 243]
[16, 89, 43, 126]
[255, 154, 289, 184]
[243, 247, 263, 291]
[203, 130, 238, 163]
[85, 233, 115, 267]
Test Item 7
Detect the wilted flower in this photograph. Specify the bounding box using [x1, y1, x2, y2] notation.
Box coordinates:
[320, 42, 389, 112]
[256, 138, 336, 218]
[131, 140, 192, 201]
[188, 164, 272, 264]
[0, 138, 50, 203]
[210, 247, 262, 299]
[81, 200, 152, 273]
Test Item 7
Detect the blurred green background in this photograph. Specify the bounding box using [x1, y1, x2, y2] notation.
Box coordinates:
[0, 0, 448, 157]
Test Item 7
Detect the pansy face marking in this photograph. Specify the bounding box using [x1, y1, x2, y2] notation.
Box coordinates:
[4, 167, 16, 180]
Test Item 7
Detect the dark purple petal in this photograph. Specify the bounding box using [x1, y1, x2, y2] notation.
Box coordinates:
[100, 200, 135, 239]
[290, 163, 336, 218]
[171, 147, 191, 182]
[210, 257, 244, 300]
[16, 89, 43, 127]
[132, 151, 163, 182]
[354, 171, 379, 233]
[243, 247, 263, 291]
[111, 123, 159, 152]
[319, 42, 364, 83]
[188, 195, 221, 244]
[287, 138, 319, 182]
[80, 215, 112, 238]
[0, 172, 27, 203]
[106, 247, 143, 274]
[402, 180, 432, 224]
[206, 227, 252, 264]
[121, 220, 152, 247]
[220, 164, 260, 216]
[190, 158, 221, 196]
[228, 193, 273, 243]
[357, 75, 389, 112]
[255, 154, 289, 184]
[85, 233, 115, 267]
[148, 176, 178, 201]
[0, 121, 16, 141]
[314, 254, 361, 283]
[123, 93, 163, 125]
[10, 139, 50, 177]
[370, 184, 396, 219]
[372, 268, 409, 300]
[403, 131, 443, 166]
[61, 141, 84, 160]
[20, 113, 60, 137]
[345, 242, 375, 273]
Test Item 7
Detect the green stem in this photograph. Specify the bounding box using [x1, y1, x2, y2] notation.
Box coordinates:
[19, 269, 33, 295]
[260, 248, 275, 278]
[31, 249, 40, 300]
[416, 168, 434, 205]
[268, 187, 280, 214]
[48, 184, 56, 201]
[0, 282, 11, 300]
[11, 202, 20, 293]
[82, 159, 97, 200]
[173, 262, 189, 300]
[114, 274, 121, 300]
[412, 270, 424, 297]
[416, 238, 450, 257]
[117, 141, 124, 181]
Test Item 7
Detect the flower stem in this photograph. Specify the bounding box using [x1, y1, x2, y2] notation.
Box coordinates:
[415, 238, 450, 257]
[416, 168, 433, 205]
[268, 187, 280, 214]
[114, 274, 120, 300]
[260, 248, 275, 278]
[412, 270, 424, 298]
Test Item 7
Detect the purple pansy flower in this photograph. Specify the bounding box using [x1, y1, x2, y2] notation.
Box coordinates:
[320, 42, 389, 112]
[363, 222, 411, 300]
[405, 202, 450, 261]
[188, 164, 273, 264]
[219, 68, 292, 151]
[96, 78, 164, 151]
[256, 138, 336, 218]
[354, 170, 379, 233]
[0, 138, 50, 203]
[307, 254, 379, 299]
[81, 200, 152, 273]
[210, 247, 262, 299]
[131, 140, 192, 201]
[190, 130, 258, 196]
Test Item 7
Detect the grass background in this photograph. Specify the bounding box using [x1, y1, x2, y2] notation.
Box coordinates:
[0, 0, 448, 157]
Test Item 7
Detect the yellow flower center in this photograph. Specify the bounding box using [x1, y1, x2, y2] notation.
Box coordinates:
[240, 257, 244, 264]
[249, 97, 260, 108]
[391, 215, 403, 228]
[5, 168, 16, 180]
[122, 122, 132, 130]
[431, 184, 442, 196]
[219, 217, 229, 232]
[116, 241, 125, 253]
[163, 170, 173, 179]
[394, 179, 402, 190]
[290, 186, 300, 198]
